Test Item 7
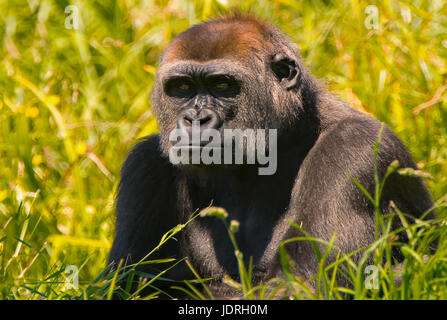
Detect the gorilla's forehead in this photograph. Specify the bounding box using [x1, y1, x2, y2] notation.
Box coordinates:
[162, 21, 272, 64]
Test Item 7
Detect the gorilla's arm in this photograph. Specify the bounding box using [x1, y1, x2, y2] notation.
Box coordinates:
[108, 135, 181, 268]
[272, 116, 433, 280]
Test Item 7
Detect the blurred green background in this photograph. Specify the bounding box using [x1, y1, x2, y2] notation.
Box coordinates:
[0, 0, 446, 299]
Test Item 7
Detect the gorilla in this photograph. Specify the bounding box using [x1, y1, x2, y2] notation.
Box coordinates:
[108, 12, 434, 298]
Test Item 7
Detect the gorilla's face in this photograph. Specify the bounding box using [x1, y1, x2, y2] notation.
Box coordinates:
[150, 20, 302, 172]
[160, 59, 244, 143]
[153, 60, 268, 170]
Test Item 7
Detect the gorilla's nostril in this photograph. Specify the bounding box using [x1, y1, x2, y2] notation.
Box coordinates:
[198, 115, 212, 125]
[184, 116, 193, 125]
[196, 109, 222, 129]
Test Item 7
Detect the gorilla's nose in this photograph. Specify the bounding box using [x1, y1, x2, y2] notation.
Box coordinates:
[177, 108, 222, 132]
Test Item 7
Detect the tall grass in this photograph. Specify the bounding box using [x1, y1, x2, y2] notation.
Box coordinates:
[0, 0, 446, 299]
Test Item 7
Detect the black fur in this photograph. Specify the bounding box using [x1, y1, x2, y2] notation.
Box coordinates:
[108, 13, 434, 298]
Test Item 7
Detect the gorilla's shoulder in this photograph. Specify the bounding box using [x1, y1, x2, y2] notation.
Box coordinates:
[330, 114, 383, 136]
[127, 134, 164, 158]
[322, 114, 409, 158]
[120, 134, 173, 179]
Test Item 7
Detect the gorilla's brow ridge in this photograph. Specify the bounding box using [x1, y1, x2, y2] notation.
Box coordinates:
[159, 60, 247, 81]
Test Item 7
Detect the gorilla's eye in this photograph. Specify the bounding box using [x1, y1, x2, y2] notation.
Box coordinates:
[165, 78, 196, 97]
[178, 83, 191, 91]
[215, 82, 229, 90]
[208, 76, 240, 97]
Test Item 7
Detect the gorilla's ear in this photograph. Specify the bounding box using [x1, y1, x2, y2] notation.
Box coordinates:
[271, 53, 300, 90]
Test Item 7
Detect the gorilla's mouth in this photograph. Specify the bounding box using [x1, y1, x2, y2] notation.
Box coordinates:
[172, 137, 223, 149]
[171, 144, 222, 150]
[169, 144, 224, 167]
[167, 127, 278, 175]
[170, 137, 223, 156]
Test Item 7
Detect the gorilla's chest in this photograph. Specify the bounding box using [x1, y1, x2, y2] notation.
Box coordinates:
[183, 177, 293, 277]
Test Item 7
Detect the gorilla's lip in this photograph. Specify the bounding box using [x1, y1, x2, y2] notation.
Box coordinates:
[171, 144, 222, 149]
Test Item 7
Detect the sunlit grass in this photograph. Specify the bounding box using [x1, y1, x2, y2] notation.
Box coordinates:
[0, 0, 446, 299]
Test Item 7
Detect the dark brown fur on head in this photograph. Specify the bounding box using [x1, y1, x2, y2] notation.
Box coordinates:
[162, 12, 274, 63]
